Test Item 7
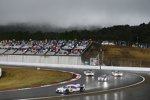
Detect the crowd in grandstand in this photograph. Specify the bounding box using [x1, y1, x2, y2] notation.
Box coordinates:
[0, 39, 91, 55]
[0, 39, 149, 56]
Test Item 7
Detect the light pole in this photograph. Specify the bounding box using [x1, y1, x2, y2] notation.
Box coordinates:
[101, 49, 104, 66]
[137, 36, 139, 47]
[99, 49, 103, 73]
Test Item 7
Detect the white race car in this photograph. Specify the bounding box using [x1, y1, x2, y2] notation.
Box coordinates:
[112, 71, 123, 77]
[56, 84, 85, 94]
[84, 70, 94, 76]
[98, 74, 109, 82]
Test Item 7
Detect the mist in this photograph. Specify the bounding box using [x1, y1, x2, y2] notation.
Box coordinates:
[0, 0, 150, 29]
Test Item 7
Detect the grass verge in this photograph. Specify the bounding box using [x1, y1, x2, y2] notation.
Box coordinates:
[0, 67, 73, 91]
[82, 43, 150, 67]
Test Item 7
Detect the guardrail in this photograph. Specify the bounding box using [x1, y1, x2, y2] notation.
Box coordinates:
[0, 61, 150, 72]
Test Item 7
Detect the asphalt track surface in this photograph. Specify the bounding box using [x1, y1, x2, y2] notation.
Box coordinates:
[0, 66, 145, 100]
[51, 72, 150, 100]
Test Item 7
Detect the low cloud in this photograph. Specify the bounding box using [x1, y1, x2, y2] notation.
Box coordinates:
[0, 0, 150, 28]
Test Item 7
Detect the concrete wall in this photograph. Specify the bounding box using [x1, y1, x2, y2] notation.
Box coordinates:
[0, 61, 150, 72]
[0, 55, 82, 65]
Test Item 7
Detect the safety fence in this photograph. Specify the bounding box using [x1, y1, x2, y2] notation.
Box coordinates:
[0, 61, 150, 72]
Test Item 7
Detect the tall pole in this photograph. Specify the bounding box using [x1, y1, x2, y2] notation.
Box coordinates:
[97, 53, 99, 66]
[98, 53, 101, 71]
[99, 49, 103, 73]
[101, 49, 104, 66]
[137, 36, 139, 47]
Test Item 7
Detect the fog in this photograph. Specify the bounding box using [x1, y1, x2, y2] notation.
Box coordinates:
[0, 0, 150, 28]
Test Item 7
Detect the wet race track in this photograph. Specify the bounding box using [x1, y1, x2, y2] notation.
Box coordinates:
[53, 72, 150, 100]
[0, 67, 146, 100]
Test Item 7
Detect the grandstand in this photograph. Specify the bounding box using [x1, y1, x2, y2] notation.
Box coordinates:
[0, 40, 91, 55]
[0, 39, 92, 65]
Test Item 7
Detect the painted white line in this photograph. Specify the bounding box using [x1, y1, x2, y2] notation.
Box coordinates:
[60, 82, 66, 84]
[40, 85, 51, 88]
[17, 74, 145, 100]
[18, 88, 31, 91]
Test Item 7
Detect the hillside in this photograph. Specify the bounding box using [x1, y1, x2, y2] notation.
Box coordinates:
[82, 43, 150, 67]
[0, 22, 150, 44]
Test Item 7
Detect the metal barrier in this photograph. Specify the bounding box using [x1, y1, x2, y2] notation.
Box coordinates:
[0, 61, 150, 72]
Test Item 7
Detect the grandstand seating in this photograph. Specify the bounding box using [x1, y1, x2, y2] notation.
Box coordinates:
[0, 39, 91, 56]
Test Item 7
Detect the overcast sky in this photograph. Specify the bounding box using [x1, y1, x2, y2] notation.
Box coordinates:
[0, 0, 150, 28]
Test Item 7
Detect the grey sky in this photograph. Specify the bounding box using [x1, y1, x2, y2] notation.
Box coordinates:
[0, 0, 150, 28]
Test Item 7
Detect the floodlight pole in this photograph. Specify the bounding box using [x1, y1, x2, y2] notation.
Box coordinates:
[99, 49, 103, 73]
[137, 36, 139, 47]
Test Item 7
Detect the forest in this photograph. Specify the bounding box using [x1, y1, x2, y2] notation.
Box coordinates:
[0, 22, 150, 44]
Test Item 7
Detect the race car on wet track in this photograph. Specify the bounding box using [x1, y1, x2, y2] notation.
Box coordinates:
[84, 70, 94, 76]
[56, 84, 85, 94]
[112, 71, 123, 77]
[98, 74, 109, 82]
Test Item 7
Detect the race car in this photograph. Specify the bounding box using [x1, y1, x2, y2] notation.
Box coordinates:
[56, 84, 85, 94]
[112, 71, 123, 77]
[84, 70, 94, 76]
[98, 74, 109, 82]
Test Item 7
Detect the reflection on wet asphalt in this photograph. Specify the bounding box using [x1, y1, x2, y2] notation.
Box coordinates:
[79, 70, 142, 92]
[57, 72, 150, 100]
[0, 68, 145, 100]
[59, 86, 150, 100]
